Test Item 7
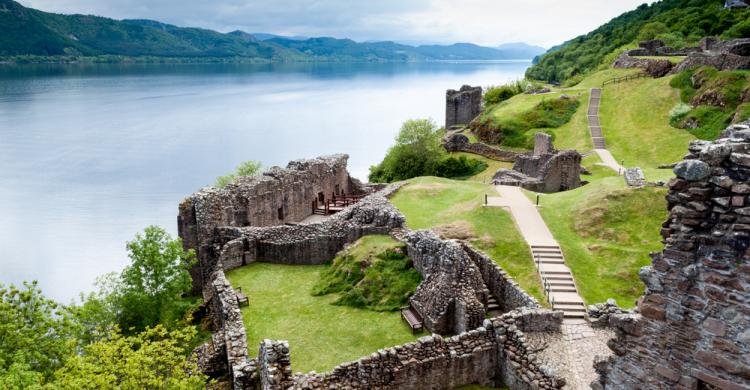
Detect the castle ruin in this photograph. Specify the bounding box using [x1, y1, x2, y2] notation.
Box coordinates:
[593, 121, 750, 389]
[446, 85, 482, 129]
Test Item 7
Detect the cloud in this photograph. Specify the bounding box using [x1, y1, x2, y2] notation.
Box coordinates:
[19, 0, 647, 47]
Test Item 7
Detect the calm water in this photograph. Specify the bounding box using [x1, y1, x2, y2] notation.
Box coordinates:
[0, 61, 529, 302]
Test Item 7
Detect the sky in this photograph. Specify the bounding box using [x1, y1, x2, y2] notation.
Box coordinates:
[18, 0, 650, 48]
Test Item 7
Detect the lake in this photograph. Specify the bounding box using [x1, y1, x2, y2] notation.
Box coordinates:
[0, 61, 529, 302]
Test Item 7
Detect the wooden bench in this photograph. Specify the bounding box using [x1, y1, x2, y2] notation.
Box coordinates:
[400, 306, 423, 334]
[235, 287, 249, 307]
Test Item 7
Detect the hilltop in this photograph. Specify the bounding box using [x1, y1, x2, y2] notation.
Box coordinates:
[527, 0, 750, 82]
[0, 0, 539, 62]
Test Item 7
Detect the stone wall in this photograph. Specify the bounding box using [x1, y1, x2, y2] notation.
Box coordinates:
[443, 132, 519, 162]
[179, 154, 356, 292]
[492, 133, 582, 193]
[446, 85, 482, 129]
[593, 121, 750, 390]
[461, 243, 541, 312]
[403, 230, 487, 334]
[260, 310, 565, 390]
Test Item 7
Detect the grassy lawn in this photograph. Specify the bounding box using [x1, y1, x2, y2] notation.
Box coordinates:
[528, 173, 667, 307]
[449, 151, 513, 183]
[227, 262, 420, 374]
[599, 74, 695, 174]
[390, 177, 544, 303]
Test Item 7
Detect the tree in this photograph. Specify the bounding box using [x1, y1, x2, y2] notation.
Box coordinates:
[48, 325, 208, 390]
[369, 119, 445, 182]
[215, 160, 262, 188]
[0, 282, 77, 387]
[116, 226, 196, 333]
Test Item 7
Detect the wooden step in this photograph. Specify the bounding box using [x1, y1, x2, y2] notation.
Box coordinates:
[543, 276, 575, 281]
[531, 245, 559, 249]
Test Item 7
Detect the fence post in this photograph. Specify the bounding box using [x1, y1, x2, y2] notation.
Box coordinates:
[485, 194, 487, 205]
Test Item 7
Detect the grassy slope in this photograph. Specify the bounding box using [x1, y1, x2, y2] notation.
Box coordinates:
[599, 74, 695, 179]
[389, 177, 544, 303]
[312, 235, 420, 311]
[528, 166, 666, 307]
[449, 151, 513, 183]
[227, 263, 419, 373]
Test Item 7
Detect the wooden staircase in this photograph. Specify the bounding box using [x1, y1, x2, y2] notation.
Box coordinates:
[531, 245, 586, 320]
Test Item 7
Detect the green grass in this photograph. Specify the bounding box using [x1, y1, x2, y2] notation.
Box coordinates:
[448, 152, 513, 183]
[312, 235, 421, 311]
[227, 263, 419, 373]
[528, 177, 667, 307]
[390, 177, 544, 303]
[599, 73, 695, 172]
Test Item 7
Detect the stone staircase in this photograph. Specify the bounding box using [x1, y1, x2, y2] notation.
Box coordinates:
[531, 245, 586, 319]
[588, 89, 607, 150]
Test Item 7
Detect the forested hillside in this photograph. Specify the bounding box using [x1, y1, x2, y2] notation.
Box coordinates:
[526, 0, 750, 82]
[0, 0, 538, 62]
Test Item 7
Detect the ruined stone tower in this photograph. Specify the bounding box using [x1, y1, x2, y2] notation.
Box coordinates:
[445, 85, 482, 129]
[594, 121, 750, 389]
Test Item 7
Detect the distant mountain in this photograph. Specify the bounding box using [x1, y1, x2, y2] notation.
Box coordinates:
[0, 0, 539, 62]
[495, 42, 547, 60]
[253, 33, 309, 41]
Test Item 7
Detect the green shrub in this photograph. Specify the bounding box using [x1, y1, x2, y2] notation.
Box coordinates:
[368, 119, 444, 183]
[312, 236, 421, 311]
[215, 160, 262, 188]
[678, 106, 733, 139]
[561, 74, 585, 88]
[483, 85, 519, 105]
[669, 103, 693, 126]
[434, 155, 487, 179]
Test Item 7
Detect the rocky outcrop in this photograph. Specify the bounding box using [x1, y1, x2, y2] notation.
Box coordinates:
[670, 38, 750, 73]
[492, 133, 582, 193]
[446, 85, 482, 129]
[593, 120, 750, 390]
[612, 53, 674, 77]
[443, 132, 519, 162]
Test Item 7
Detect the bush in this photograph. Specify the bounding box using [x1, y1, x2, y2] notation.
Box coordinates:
[669, 103, 693, 126]
[368, 119, 444, 183]
[434, 155, 487, 179]
[678, 105, 733, 140]
[215, 160, 262, 188]
[561, 74, 584, 88]
[483, 85, 519, 105]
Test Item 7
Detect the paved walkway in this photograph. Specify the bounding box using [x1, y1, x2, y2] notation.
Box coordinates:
[487, 185, 586, 319]
[588, 88, 624, 173]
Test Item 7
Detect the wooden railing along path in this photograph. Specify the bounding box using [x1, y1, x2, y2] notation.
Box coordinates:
[601, 72, 649, 87]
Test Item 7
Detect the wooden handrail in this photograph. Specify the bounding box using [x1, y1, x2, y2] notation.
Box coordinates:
[602, 72, 649, 87]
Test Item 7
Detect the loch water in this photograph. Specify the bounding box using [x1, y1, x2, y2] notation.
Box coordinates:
[0, 60, 529, 301]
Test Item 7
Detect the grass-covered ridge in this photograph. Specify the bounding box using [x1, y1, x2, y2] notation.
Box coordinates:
[526, 0, 750, 82]
[389, 177, 544, 303]
[312, 235, 421, 311]
[472, 95, 580, 149]
[227, 263, 419, 373]
[669, 67, 750, 139]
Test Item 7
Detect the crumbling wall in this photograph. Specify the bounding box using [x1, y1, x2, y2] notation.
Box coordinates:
[461, 243, 541, 312]
[446, 85, 482, 129]
[492, 133, 582, 193]
[202, 269, 258, 388]
[593, 121, 750, 390]
[268, 311, 565, 390]
[403, 230, 487, 334]
[179, 154, 356, 292]
[443, 132, 519, 162]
